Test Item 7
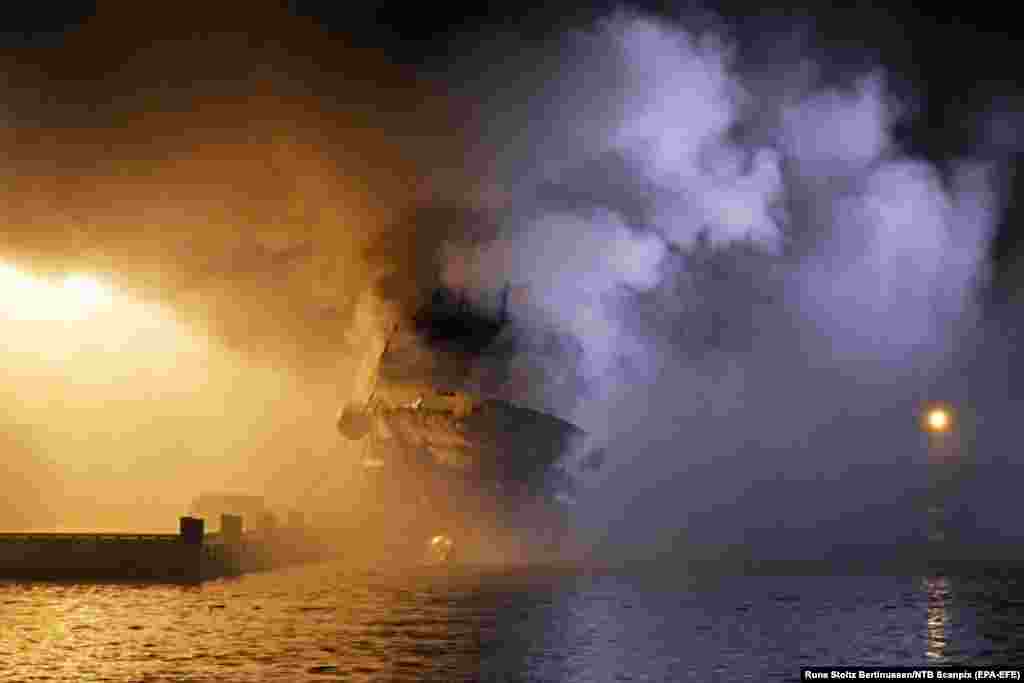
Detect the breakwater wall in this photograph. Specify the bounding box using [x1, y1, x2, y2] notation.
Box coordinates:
[0, 516, 245, 583]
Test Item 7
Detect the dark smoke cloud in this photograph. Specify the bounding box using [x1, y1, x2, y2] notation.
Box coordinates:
[0, 4, 465, 378]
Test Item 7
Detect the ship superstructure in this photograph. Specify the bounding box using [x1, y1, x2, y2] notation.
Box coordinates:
[337, 284, 592, 564]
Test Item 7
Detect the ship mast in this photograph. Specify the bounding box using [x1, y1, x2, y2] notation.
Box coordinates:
[337, 289, 399, 440]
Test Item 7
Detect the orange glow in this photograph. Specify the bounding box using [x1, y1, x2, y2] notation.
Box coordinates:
[62, 274, 112, 310]
[428, 534, 455, 562]
[0, 264, 113, 322]
[923, 406, 952, 433]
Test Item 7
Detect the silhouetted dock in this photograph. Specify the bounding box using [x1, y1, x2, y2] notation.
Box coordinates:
[0, 515, 328, 583]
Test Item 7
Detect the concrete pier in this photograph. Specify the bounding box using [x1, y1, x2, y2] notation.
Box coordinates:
[0, 514, 326, 583]
[0, 526, 205, 582]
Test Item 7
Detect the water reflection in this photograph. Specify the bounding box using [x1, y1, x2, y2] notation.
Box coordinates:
[2, 565, 1024, 681]
[925, 576, 950, 662]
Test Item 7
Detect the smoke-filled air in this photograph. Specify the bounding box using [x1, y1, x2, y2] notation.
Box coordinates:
[0, 5, 464, 534]
[1, 6, 1020, 566]
[435, 12, 1016, 565]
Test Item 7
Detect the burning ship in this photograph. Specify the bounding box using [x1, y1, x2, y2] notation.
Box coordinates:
[336, 283, 597, 565]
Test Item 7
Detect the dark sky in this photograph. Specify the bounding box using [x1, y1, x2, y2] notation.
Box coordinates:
[12, 3, 1018, 273]
[1, 1, 1022, 295]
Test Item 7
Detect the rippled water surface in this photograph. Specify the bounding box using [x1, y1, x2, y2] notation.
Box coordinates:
[2, 562, 1022, 681]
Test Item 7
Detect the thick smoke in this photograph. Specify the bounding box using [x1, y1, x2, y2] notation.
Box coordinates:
[0, 5, 1017, 561]
[438, 13, 1011, 562]
[0, 5, 465, 528]
[0, 6, 457, 372]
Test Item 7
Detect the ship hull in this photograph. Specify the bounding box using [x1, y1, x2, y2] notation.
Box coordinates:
[346, 399, 578, 565]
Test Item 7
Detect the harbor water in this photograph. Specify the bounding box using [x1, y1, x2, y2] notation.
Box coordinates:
[2, 561, 1023, 682]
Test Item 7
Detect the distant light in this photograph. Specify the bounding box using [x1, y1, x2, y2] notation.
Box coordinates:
[925, 407, 951, 433]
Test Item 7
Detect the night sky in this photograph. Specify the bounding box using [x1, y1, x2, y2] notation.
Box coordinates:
[7, 2, 1016, 277]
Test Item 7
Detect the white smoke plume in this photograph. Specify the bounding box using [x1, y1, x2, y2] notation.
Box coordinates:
[441, 13, 1010, 561]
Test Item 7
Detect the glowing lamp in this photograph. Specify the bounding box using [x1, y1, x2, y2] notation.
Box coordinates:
[928, 410, 949, 431]
[337, 404, 372, 440]
[923, 406, 953, 434]
[427, 534, 455, 563]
